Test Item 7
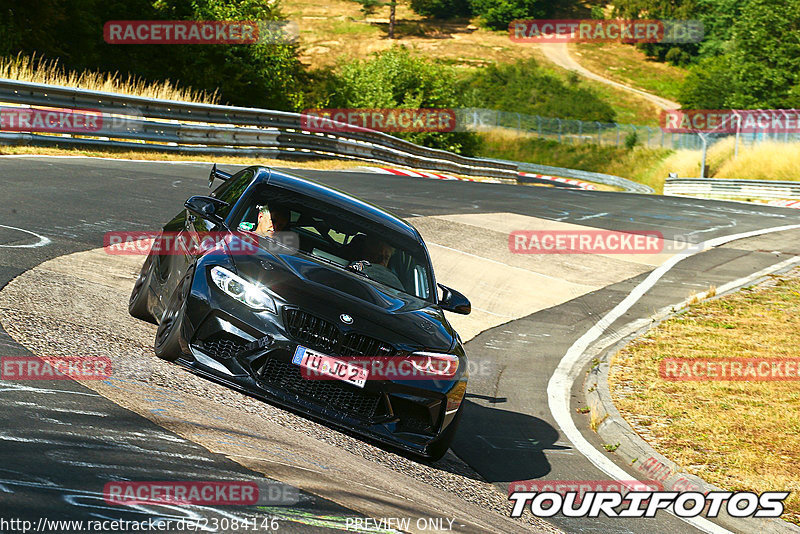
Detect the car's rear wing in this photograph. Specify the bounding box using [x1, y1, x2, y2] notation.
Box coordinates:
[209, 164, 232, 188]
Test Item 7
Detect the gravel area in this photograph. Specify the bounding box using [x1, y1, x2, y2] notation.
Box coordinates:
[0, 249, 561, 534]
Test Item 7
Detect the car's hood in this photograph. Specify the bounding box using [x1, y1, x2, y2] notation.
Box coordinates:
[228, 242, 456, 351]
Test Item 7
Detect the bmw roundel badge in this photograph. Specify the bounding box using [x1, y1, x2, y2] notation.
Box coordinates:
[340, 314, 353, 324]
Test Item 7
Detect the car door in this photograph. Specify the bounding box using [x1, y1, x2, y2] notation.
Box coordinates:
[159, 167, 257, 309]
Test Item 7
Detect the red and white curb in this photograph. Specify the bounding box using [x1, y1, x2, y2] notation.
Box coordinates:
[359, 166, 600, 190]
[518, 172, 597, 190]
[360, 166, 473, 181]
[766, 199, 800, 209]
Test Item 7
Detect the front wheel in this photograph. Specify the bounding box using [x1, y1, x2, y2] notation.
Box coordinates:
[425, 403, 464, 462]
[129, 255, 156, 324]
[154, 271, 192, 362]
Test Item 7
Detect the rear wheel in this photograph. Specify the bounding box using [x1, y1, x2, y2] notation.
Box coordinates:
[154, 271, 192, 362]
[426, 403, 464, 462]
[129, 255, 156, 324]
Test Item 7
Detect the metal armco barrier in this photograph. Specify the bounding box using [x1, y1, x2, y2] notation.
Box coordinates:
[0, 79, 517, 180]
[664, 177, 800, 200]
[491, 159, 654, 193]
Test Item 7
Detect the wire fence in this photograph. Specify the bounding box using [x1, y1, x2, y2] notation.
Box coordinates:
[455, 108, 800, 151]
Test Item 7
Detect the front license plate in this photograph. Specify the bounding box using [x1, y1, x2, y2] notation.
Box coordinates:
[292, 346, 368, 388]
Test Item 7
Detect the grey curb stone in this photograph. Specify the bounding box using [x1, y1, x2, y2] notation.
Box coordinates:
[581, 273, 800, 534]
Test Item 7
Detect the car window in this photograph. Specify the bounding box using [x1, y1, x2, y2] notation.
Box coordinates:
[232, 183, 434, 301]
[211, 168, 255, 220]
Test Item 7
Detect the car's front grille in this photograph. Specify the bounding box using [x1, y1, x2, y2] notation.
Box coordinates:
[200, 334, 249, 359]
[284, 309, 339, 353]
[284, 309, 395, 357]
[341, 332, 394, 358]
[258, 357, 382, 421]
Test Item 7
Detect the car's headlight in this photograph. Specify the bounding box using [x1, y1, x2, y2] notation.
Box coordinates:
[210, 266, 276, 313]
[408, 351, 459, 377]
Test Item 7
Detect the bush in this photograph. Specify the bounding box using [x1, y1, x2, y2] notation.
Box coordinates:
[624, 131, 638, 149]
[410, 0, 471, 18]
[328, 47, 482, 155]
[457, 58, 616, 122]
[469, 0, 548, 30]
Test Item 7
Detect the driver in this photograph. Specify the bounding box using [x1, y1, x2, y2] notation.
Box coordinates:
[357, 237, 403, 289]
[252, 205, 299, 251]
[255, 205, 290, 237]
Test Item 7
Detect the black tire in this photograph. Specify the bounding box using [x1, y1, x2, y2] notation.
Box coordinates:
[426, 402, 464, 462]
[154, 271, 192, 362]
[129, 255, 156, 324]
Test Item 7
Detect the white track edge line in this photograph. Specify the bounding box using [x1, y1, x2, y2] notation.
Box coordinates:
[548, 223, 800, 534]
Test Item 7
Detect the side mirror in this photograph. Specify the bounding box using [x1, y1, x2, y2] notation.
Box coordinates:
[184, 196, 229, 228]
[438, 284, 471, 315]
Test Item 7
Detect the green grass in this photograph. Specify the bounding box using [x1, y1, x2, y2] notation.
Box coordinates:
[476, 130, 674, 192]
[573, 42, 687, 103]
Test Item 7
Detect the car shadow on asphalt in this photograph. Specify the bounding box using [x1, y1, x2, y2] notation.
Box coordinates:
[451, 398, 566, 485]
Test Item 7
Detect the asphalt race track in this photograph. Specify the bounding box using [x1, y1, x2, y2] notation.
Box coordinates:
[2, 156, 800, 534]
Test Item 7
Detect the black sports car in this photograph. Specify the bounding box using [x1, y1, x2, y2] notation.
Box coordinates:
[129, 165, 472, 460]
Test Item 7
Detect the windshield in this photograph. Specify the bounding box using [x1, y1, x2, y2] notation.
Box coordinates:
[232, 183, 435, 301]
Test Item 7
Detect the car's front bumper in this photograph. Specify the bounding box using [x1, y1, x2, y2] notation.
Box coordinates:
[179, 286, 467, 458]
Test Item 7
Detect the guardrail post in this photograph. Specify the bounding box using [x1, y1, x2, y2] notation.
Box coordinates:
[699, 133, 709, 178]
[646, 126, 652, 147]
[537, 115, 542, 138]
[595, 121, 601, 145]
[516, 112, 521, 131]
[615, 124, 620, 146]
[557, 118, 562, 143]
[578, 120, 583, 143]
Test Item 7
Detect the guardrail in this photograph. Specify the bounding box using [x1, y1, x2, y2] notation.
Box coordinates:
[0, 78, 518, 180]
[0, 78, 657, 193]
[491, 159, 654, 193]
[664, 177, 800, 200]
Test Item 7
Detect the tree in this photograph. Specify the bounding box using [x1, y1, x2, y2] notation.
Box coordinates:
[355, 0, 399, 39]
[0, 0, 307, 110]
[679, 0, 800, 108]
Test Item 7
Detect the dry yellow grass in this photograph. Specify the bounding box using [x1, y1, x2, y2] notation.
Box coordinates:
[655, 138, 800, 180]
[716, 141, 800, 180]
[0, 145, 362, 170]
[288, 0, 547, 69]
[609, 268, 800, 525]
[0, 53, 219, 104]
